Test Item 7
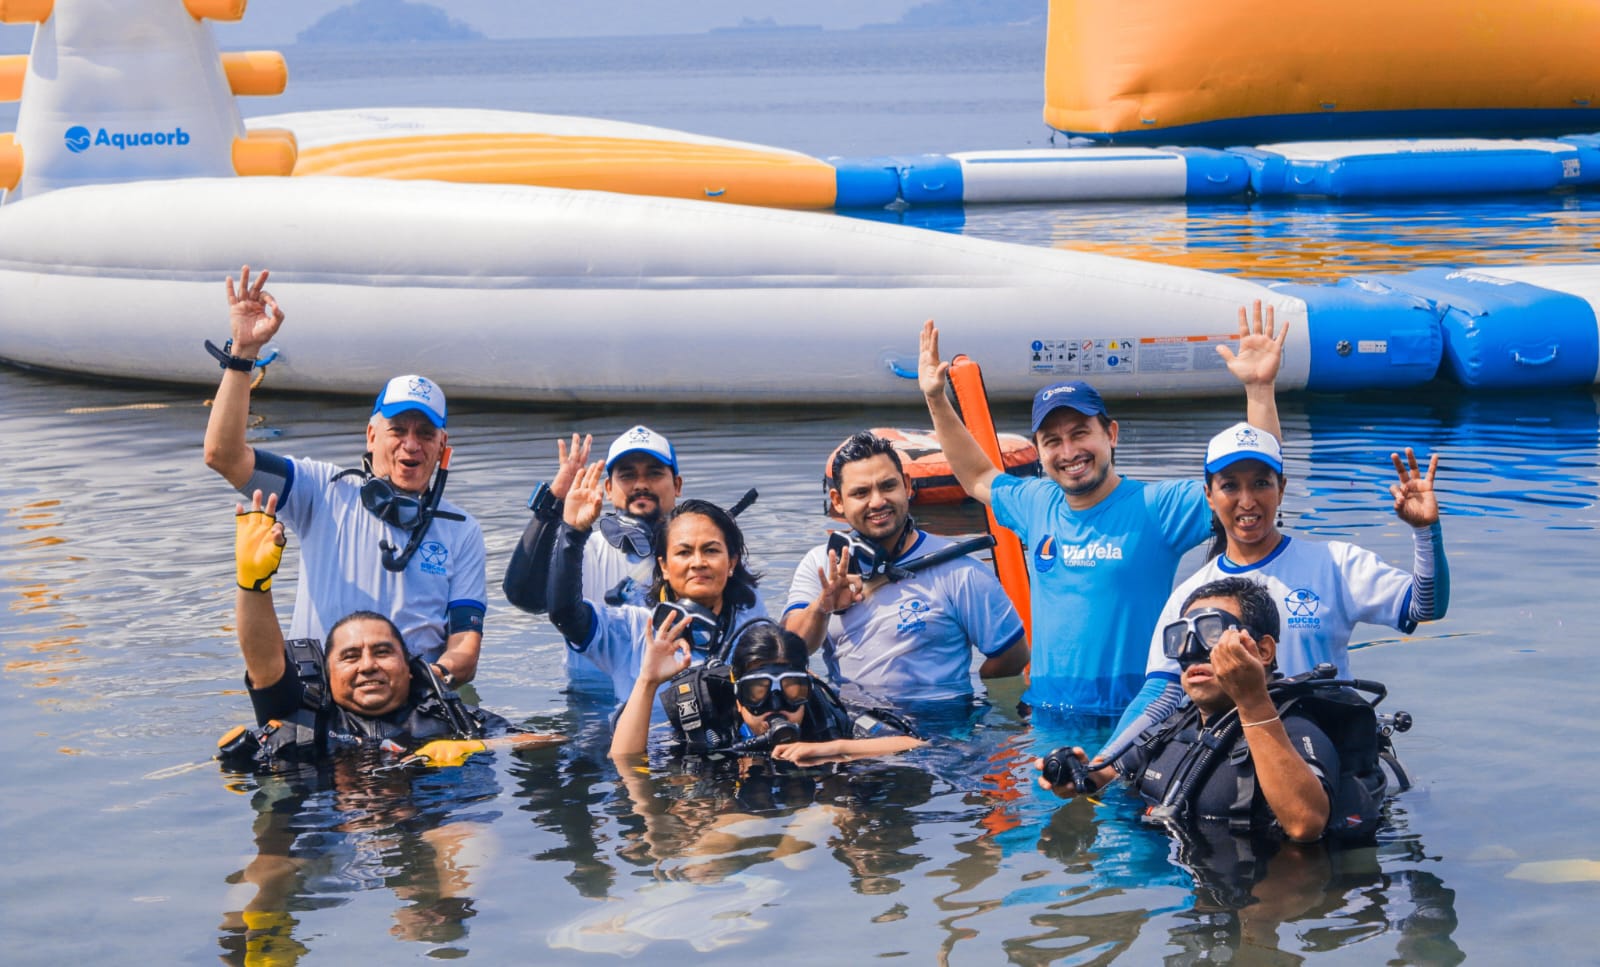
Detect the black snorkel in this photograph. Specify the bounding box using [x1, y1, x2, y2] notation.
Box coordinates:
[829, 526, 998, 583]
[380, 445, 452, 572]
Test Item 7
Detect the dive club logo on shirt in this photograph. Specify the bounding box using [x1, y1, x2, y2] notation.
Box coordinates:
[1036, 536, 1124, 570]
[897, 598, 930, 635]
[1033, 535, 1058, 573]
[419, 541, 449, 575]
[64, 124, 191, 153]
[1284, 587, 1322, 629]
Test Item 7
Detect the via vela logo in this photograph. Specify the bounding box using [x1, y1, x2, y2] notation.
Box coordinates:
[64, 125, 191, 153]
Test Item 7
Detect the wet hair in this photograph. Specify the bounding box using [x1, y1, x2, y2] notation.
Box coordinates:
[326, 610, 407, 650]
[829, 430, 903, 488]
[730, 620, 808, 677]
[1202, 464, 1287, 561]
[649, 498, 761, 609]
[1180, 576, 1280, 642]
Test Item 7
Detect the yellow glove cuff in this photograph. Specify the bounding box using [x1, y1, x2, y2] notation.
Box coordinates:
[235, 510, 284, 592]
[410, 739, 488, 768]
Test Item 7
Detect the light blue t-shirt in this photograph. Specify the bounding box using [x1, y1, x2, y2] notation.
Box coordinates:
[784, 530, 1026, 701]
[990, 474, 1210, 714]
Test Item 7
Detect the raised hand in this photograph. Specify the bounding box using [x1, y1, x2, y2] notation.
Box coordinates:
[224, 265, 285, 355]
[1209, 628, 1271, 705]
[641, 610, 694, 686]
[234, 489, 286, 591]
[1390, 448, 1440, 527]
[550, 433, 593, 500]
[1217, 299, 1289, 388]
[918, 319, 951, 400]
[561, 460, 606, 531]
[817, 542, 864, 614]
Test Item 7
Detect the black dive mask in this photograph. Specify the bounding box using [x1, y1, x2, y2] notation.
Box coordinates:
[826, 520, 912, 581]
[1161, 608, 1247, 669]
[360, 475, 426, 530]
[734, 666, 812, 714]
[650, 599, 723, 654]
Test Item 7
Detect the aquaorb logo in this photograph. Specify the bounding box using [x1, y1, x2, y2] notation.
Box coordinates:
[63, 124, 191, 153]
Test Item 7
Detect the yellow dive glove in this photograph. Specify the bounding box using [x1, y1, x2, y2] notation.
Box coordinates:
[409, 738, 488, 767]
[235, 509, 284, 592]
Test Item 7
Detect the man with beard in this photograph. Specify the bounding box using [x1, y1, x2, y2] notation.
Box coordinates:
[503, 425, 683, 697]
[917, 304, 1285, 714]
[783, 431, 1027, 702]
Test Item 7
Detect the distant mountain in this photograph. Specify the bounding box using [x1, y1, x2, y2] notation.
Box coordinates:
[296, 0, 485, 46]
[896, 0, 1046, 28]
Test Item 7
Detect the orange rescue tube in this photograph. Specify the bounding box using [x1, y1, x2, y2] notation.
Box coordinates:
[948, 354, 1032, 645]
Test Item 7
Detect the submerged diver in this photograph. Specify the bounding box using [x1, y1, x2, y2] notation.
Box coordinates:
[546, 460, 767, 700]
[203, 265, 487, 684]
[220, 491, 559, 769]
[1037, 577, 1398, 844]
[610, 620, 924, 763]
[1096, 424, 1446, 763]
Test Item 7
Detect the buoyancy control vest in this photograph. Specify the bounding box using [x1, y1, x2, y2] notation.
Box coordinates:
[1119, 665, 1403, 842]
[217, 638, 503, 768]
[660, 659, 920, 757]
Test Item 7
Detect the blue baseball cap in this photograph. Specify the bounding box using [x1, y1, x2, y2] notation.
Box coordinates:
[1030, 381, 1108, 433]
[372, 374, 446, 428]
[605, 425, 678, 473]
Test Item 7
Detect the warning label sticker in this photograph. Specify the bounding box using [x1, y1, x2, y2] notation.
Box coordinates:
[1029, 335, 1239, 376]
[1028, 338, 1139, 376]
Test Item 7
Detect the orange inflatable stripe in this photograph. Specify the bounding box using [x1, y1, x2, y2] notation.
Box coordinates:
[0, 133, 20, 190]
[1045, 0, 1600, 135]
[0, 54, 25, 102]
[221, 51, 288, 97]
[948, 354, 1032, 646]
[0, 0, 53, 24]
[293, 133, 838, 209]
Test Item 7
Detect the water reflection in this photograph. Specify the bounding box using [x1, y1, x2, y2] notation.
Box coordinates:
[216, 753, 508, 963]
[932, 193, 1600, 280]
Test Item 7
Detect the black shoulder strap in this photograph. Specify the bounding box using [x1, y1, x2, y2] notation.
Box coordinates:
[284, 638, 329, 712]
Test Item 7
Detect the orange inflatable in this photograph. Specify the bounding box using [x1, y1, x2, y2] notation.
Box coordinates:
[947, 356, 1033, 647]
[823, 428, 1037, 507]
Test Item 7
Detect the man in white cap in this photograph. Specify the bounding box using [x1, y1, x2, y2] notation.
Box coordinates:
[204, 266, 486, 685]
[503, 425, 682, 697]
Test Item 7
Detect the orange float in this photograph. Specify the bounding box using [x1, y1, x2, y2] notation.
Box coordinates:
[823, 427, 1038, 507]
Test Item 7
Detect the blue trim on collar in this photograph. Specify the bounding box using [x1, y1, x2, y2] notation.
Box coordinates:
[1217, 535, 1291, 574]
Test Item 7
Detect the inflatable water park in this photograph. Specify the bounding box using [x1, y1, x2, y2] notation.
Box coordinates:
[0, 0, 1597, 403]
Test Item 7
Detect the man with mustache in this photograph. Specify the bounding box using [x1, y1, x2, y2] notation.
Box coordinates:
[504, 425, 683, 697]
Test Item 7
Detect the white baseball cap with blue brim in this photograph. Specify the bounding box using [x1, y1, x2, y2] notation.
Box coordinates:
[605, 425, 677, 473]
[372, 374, 447, 428]
[1205, 422, 1282, 474]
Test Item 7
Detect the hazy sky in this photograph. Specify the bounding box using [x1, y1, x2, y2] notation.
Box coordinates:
[226, 1, 925, 44]
[0, 2, 930, 50]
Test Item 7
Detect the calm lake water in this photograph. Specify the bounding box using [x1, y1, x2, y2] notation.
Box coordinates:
[3, 25, 1599, 966]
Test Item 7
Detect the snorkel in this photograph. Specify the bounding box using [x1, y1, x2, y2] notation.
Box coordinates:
[379, 445, 452, 572]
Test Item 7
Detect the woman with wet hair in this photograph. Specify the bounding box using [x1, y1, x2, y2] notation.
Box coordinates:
[546, 463, 767, 700]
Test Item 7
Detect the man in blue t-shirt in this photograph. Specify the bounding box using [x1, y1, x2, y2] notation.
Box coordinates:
[916, 306, 1285, 714]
